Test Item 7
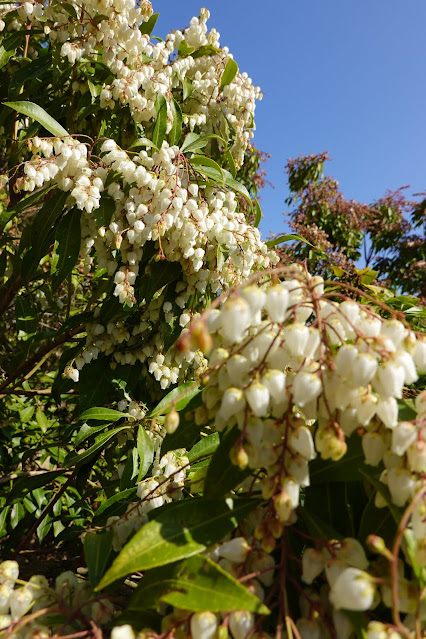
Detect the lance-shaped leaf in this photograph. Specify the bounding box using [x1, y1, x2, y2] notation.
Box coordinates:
[3, 101, 68, 136]
[51, 208, 81, 291]
[31, 189, 68, 257]
[152, 94, 167, 149]
[137, 425, 154, 481]
[220, 58, 238, 90]
[169, 98, 182, 147]
[64, 426, 131, 469]
[149, 382, 201, 417]
[78, 407, 131, 422]
[96, 497, 260, 589]
[0, 32, 25, 69]
[84, 530, 114, 589]
[129, 555, 269, 614]
[265, 234, 314, 249]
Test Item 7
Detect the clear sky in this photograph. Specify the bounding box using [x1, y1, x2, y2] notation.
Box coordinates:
[155, 1, 426, 238]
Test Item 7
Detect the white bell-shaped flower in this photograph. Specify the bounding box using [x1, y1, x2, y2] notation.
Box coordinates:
[362, 432, 386, 466]
[219, 297, 252, 344]
[262, 369, 286, 402]
[374, 361, 405, 399]
[391, 421, 418, 456]
[292, 371, 322, 407]
[394, 350, 418, 384]
[265, 284, 289, 322]
[365, 621, 388, 639]
[245, 382, 270, 417]
[229, 611, 254, 639]
[218, 537, 250, 564]
[387, 467, 416, 506]
[351, 353, 378, 387]
[190, 612, 218, 639]
[407, 440, 426, 473]
[111, 625, 136, 639]
[218, 387, 245, 421]
[0, 562, 19, 587]
[289, 426, 316, 460]
[376, 397, 398, 429]
[329, 567, 375, 611]
[275, 479, 300, 521]
[413, 338, 426, 373]
[284, 323, 310, 357]
[226, 354, 251, 387]
[334, 345, 358, 379]
[353, 392, 378, 426]
[336, 538, 368, 570]
[415, 390, 426, 415]
[301, 548, 325, 584]
[0, 584, 12, 615]
[380, 319, 407, 349]
[9, 586, 34, 620]
[241, 285, 266, 325]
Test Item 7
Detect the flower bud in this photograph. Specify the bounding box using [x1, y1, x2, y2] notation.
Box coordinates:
[218, 537, 250, 564]
[164, 408, 180, 434]
[229, 611, 254, 639]
[111, 625, 136, 639]
[245, 382, 270, 417]
[301, 548, 324, 584]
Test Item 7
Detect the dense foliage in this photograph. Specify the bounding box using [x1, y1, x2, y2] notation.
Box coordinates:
[0, 3, 425, 639]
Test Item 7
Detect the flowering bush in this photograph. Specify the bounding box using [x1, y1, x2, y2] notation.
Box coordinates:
[0, 2, 425, 639]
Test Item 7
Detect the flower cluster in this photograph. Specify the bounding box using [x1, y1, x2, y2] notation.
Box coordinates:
[199, 265, 425, 537]
[0, 561, 114, 638]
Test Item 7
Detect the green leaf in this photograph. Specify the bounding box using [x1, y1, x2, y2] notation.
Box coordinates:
[181, 132, 225, 154]
[204, 426, 252, 499]
[96, 497, 260, 589]
[128, 137, 158, 150]
[84, 530, 114, 589]
[129, 555, 269, 614]
[78, 407, 131, 422]
[149, 382, 201, 417]
[359, 467, 404, 524]
[358, 493, 397, 547]
[8, 55, 52, 98]
[220, 58, 238, 91]
[6, 470, 66, 504]
[299, 507, 343, 541]
[3, 101, 68, 136]
[51, 208, 81, 291]
[139, 12, 159, 36]
[309, 435, 364, 483]
[225, 150, 236, 178]
[36, 407, 49, 433]
[178, 40, 196, 56]
[168, 98, 182, 147]
[191, 156, 224, 183]
[342, 611, 368, 639]
[94, 194, 115, 228]
[139, 260, 182, 302]
[30, 189, 68, 258]
[254, 196, 262, 227]
[61, 2, 78, 18]
[64, 426, 131, 469]
[265, 234, 314, 249]
[180, 76, 194, 101]
[152, 94, 167, 150]
[187, 433, 220, 463]
[0, 185, 54, 235]
[74, 423, 109, 447]
[0, 32, 24, 69]
[137, 425, 154, 481]
[223, 171, 252, 206]
[79, 357, 112, 412]
[15, 294, 37, 333]
[93, 487, 138, 524]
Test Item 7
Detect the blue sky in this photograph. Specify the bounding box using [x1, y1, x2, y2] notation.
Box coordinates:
[156, 1, 426, 237]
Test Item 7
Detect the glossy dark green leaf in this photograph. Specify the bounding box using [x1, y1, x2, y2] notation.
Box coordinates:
[128, 137, 158, 150]
[9, 55, 51, 98]
[74, 423, 109, 447]
[254, 196, 262, 227]
[84, 530, 114, 589]
[152, 94, 167, 150]
[31, 189, 68, 257]
[139, 260, 182, 302]
[15, 294, 37, 333]
[181, 132, 225, 154]
[93, 487, 138, 524]
[96, 497, 260, 589]
[168, 98, 182, 147]
[309, 435, 364, 484]
[51, 208, 81, 291]
[358, 493, 397, 547]
[139, 12, 159, 36]
[64, 426, 131, 469]
[204, 426, 252, 499]
[359, 467, 403, 524]
[137, 425, 154, 481]
[129, 555, 269, 614]
[149, 382, 200, 417]
[78, 407, 130, 422]
[191, 155, 224, 183]
[79, 357, 112, 413]
[220, 58, 238, 90]
[0, 32, 24, 69]
[265, 234, 313, 249]
[299, 507, 343, 541]
[6, 470, 66, 504]
[187, 432, 220, 463]
[3, 101, 68, 136]
[94, 194, 115, 228]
